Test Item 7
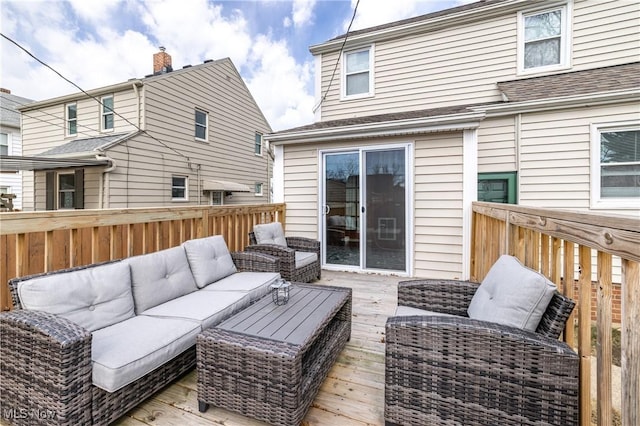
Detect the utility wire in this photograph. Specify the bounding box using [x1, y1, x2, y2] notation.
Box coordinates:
[1, 33, 192, 163]
[312, 0, 360, 113]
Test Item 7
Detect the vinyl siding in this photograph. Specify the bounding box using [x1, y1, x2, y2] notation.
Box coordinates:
[477, 116, 517, 173]
[518, 102, 639, 212]
[414, 132, 464, 279]
[33, 167, 101, 210]
[0, 127, 23, 210]
[318, 0, 639, 121]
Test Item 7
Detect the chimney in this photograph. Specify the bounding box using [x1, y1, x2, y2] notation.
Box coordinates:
[0, 88, 10, 94]
[153, 47, 173, 74]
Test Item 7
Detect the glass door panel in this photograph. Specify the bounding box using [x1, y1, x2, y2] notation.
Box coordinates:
[364, 149, 406, 271]
[324, 152, 360, 266]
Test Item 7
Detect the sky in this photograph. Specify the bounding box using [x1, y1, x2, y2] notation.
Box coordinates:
[1, 0, 474, 131]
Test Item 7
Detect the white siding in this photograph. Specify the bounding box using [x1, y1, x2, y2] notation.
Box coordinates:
[0, 126, 23, 210]
[318, 0, 639, 121]
[477, 116, 517, 173]
[518, 102, 639, 212]
[414, 133, 465, 279]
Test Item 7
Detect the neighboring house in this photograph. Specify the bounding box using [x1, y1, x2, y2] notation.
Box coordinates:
[266, 0, 640, 279]
[8, 49, 271, 210]
[0, 89, 33, 210]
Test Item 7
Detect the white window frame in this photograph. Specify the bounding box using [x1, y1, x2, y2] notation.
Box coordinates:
[255, 132, 263, 156]
[101, 95, 114, 132]
[590, 121, 640, 210]
[341, 45, 375, 100]
[66, 103, 77, 137]
[517, 2, 572, 75]
[0, 132, 9, 156]
[210, 191, 224, 205]
[171, 175, 188, 201]
[255, 182, 263, 196]
[58, 173, 76, 210]
[195, 108, 208, 141]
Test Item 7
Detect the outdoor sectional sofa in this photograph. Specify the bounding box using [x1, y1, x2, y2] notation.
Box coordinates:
[0, 235, 281, 426]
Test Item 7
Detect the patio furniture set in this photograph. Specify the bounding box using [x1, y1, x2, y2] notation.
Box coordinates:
[0, 222, 579, 426]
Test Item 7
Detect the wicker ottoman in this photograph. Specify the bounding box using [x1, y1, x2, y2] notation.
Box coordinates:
[197, 284, 352, 426]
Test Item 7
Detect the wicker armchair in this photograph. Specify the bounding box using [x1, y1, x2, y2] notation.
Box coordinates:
[246, 223, 321, 283]
[385, 279, 579, 426]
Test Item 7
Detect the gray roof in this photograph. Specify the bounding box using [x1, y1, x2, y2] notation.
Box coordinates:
[498, 62, 640, 102]
[39, 132, 135, 156]
[0, 92, 34, 128]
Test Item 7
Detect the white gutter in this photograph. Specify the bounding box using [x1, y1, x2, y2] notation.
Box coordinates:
[471, 89, 640, 117]
[267, 112, 485, 144]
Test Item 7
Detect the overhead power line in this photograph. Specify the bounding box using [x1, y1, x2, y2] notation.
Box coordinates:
[312, 0, 360, 114]
[1, 32, 191, 162]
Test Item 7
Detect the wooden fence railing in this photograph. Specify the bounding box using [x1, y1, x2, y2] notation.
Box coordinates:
[471, 202, 639, 426]
[0, 203, 286, 311]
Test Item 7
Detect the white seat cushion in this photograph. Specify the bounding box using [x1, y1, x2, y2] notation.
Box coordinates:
[467, 255, 557, 331]
[202, 271, 280, 302]
[394, 305, 458, 318]
[18, 262, 134, 332]
[126, 246, 198, 313]
[140, 289, 250, 330]
[295, 251, 318, 269]
[253, 222, 288, 247]
[182, 235, 237, 288]
[91, 316, 200, 392]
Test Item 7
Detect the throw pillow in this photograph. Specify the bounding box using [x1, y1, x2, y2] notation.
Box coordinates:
[253, 222, 288, 247]
[182, 235, 238, 288]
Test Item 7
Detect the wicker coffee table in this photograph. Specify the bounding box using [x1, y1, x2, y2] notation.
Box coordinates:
[196, 283, 352, 426]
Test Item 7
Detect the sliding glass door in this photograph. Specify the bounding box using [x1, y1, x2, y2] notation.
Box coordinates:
[322, 145, 408, 272]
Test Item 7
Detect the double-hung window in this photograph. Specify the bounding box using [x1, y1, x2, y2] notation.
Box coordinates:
[0, 133, 8, 155]
[518, 4, 571, 73]
[254, 132, 262, 156]
[342, 46, 374, 99]
[58, 173, 76, 209]
[172, 176, 188, 201]
[255, 182, 263, 196]
[101, 95, 114, 131]
[195, 109, 208, 141]
[591, 123, 640, 209]
[66, 103, 77, 136]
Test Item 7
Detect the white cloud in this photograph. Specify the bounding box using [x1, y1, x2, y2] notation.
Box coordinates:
[291, 0, 316, 28]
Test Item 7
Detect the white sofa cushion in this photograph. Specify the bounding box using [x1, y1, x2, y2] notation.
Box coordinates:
[126, 246, 198, 313]
[91, 315, 200, 392]
[17, 262, 134, 332]
[140, 290, 249, 330]
[467, 255, 557, 331]
[395, 305, 458, 318]
[253, 222, 287, 247]
[202, 271, 280, 302]
[182, 235, 237, 288]
[295, 251, 318, 269]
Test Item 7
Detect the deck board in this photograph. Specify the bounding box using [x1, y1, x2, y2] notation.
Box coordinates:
[114, 270, 401, 426]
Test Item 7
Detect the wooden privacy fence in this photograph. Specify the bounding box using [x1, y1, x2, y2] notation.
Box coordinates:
[471, 202, 639, 426]
[0, 203, 286, 311]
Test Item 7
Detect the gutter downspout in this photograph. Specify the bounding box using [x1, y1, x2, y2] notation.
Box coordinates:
[95, 154, 116, 209]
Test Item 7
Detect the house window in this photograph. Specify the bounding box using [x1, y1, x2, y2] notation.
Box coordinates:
[195, 109, 208, 141]
[211, 191, 223, 205]
[255, 132, 262, 155]
[343, 46, 374, 98]
[101, 95, 114, 131]
[591, 123, 640, 208]
[518, 4, 570, 73]
[0, 133, 8, 155]
[58, 173, 76, 209]
[66, 103, 77, 136]
[478, 172, 517, 204]
[172, 176, 188, 200]
[255, 182, 263, 196]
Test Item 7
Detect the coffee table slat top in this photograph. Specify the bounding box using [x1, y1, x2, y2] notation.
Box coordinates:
[215, 285, 348, 346]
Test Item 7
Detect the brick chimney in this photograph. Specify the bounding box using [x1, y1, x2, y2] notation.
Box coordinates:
[153, 47, 172, 74]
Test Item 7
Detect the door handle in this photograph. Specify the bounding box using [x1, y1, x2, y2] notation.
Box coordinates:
[324, 205, 330, 215]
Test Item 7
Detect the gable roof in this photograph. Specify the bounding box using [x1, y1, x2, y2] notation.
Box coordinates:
[498, 62, 640, 102]
[0, 92, 34, 128]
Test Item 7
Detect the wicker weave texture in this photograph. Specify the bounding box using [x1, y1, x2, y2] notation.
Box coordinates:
[385, 279, 579, 426]
[247, 232, 321, 282]
[197, 285, 351, 426]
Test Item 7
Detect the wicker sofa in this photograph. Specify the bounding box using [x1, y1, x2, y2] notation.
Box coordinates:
[385, 256, 580, 426]
[0, 235, 280, 426]
[246, 222, 321, 283]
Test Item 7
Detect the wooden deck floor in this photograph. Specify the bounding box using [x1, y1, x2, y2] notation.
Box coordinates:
[116, 270, 400, 426]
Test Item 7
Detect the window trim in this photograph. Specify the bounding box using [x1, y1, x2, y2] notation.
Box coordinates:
[254, 132, 263, 156]
[254, 182, 263, 197]
[66, 103, 77, 137]
[210, 191, 224, 206]
[171, 175, 189, 201]
[100, 95, 114, 132]
[341, 45, 375, 100]
[590, 121, 640, 210]
[478, 172, 518, 204]
[195, 108, 208, 142]
[517, 2, 572, 75]
[0, 132, 9, 156]
[57, 172, 76, 210]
